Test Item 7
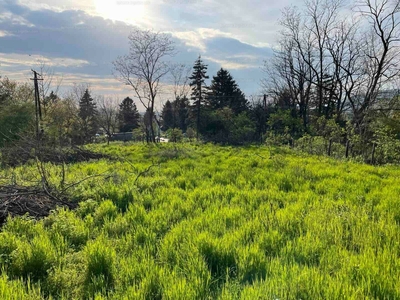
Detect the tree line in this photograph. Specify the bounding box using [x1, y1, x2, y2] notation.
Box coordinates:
[0, 0, 399, 164]
[0, 78, 142, 148]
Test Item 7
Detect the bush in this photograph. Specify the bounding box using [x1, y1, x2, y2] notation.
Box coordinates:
[166, 128, 183, 143]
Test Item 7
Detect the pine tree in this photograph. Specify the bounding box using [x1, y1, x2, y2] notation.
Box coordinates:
[78, 89, 98, 143]
[161, 100, 175, 131]
[175, 96, 189, 132]
[208, 68, 248, 114]
[118, 97, 140, 132]
[189, 55, 209, 139]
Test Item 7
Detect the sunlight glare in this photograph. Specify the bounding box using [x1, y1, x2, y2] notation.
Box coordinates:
[94, 0, 146, 24]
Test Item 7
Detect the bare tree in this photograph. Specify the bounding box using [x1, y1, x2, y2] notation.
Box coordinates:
[325, 18, 362, 120]
[113, 29, 175, 143]
[264, 6, 316, 130]
[70, 83, 91, 104]
[170, 63, 192, 100]
[352, 0, 400, 132]
[96, 96, 119, 145]
[304, 0, 345, 116]
[35, 60, 63, 112]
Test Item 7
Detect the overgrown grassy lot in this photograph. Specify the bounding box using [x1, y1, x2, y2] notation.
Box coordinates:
[0, 143, 400, 299]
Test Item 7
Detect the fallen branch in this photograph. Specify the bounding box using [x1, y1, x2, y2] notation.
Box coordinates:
[134, 163, 160, 185]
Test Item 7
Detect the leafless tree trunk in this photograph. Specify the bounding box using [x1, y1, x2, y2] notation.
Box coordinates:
[113, 29, 175, 143]
[35, 60, 63, 113]
[351, 0, 400, 134]
[97, 96, 119, 145]
[326, 18, 362, 120]
[170, 63, 191, 100]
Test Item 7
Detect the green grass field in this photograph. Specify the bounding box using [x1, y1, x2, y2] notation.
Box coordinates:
[0, 143, 400, 299]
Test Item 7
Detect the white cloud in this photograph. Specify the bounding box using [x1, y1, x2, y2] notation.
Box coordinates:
[172, 28, 232, 52]
[0, 11, 35, 27]
[0, 30, 13, 37]
[17, 0, 96, 12]
[203, 56, 258, 70]
[0, 53, 90, 68]
[15, 0, 292, 47]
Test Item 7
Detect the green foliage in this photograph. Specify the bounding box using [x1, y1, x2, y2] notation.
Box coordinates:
[311, 116, 345, 141]
[207, 68, 248, 114]
[166, 128, 183, 142]
[189, 55, 209, 133]
[118, 97, 140, 133]
[0, 274, 42, 299]
[185, 127, 196, 141]
[0, 143, 399, 298]
[161, 100, 175, 131]
[371, 119, 400, 164]
[76, 89, 99, 144]
[84, 237, 116, 297]
[267, 109, 304, 140]
[11, 235, 56, 281]
[0, 102, 35, 147]
[42, 98, 78, 146]
[201, 108, 255, 144]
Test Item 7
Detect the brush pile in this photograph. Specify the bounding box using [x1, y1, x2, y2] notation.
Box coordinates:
[0, 184, 76, 225]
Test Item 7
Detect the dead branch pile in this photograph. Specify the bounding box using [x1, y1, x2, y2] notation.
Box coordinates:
[1, 145, 112, 167]
[0, 185, 77, 225]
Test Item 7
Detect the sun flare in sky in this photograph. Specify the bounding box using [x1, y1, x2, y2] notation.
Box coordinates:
[94, 0, 147, 24]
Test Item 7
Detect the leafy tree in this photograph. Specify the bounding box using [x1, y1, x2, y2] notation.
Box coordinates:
[208, 68, 248, 114]
[118, 97, 140, 132]
[200, 107, 254, 145]
[185, 127, 196, 141]
[0, 77, 33, 104]
[43, 91, 59, 108]
[0, 77, 11, 105]
[0, 102, 35, 147]
[0, 78, 35, 147]
[167, 128, 183, 142]
[78, 89, 98, 144]
[267, 109, 304, 143]
[43, 97, 78, 146]
[189, 56, 209, 139]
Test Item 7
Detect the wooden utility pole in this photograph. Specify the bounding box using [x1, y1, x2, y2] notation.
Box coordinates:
[30, 69, 43, 139]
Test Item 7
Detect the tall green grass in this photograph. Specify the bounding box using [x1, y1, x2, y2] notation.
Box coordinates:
[0, 143, 399, 299]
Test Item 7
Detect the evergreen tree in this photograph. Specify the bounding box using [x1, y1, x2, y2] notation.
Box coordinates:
[118, 97, 140, 132]
[161, 100, 175, 131]
[208, 68, 248, 114]
[189, 55, 209, 139]
[160, 97, 190, 132]
[43, 91, 59, 108]
[175, 96, 189, 132]
[78, 89, 98, 143]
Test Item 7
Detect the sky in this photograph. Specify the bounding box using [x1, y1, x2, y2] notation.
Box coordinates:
[0, 0, 295, 109]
